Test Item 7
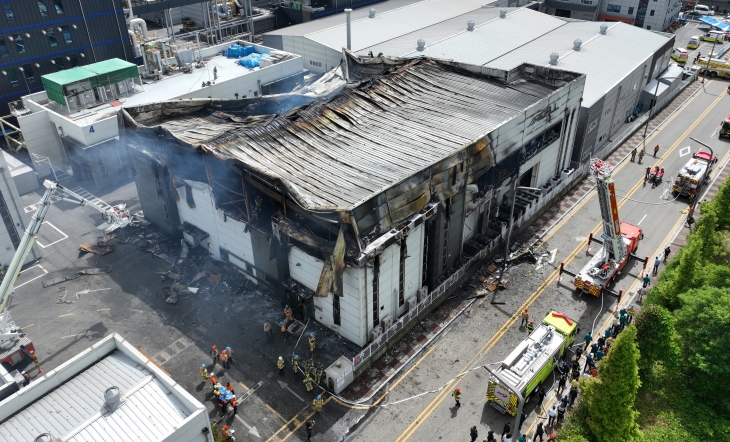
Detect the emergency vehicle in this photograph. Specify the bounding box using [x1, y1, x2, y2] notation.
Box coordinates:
[672, 150, 717, 197]
[671, 48, 689, 63]
[720, 114, 730, 138]
[688, 35, 700, 49]
[697, 57, 730, 77]
[485, 311, 578, 415]
[700, 31, 725, 43]
[559, 159, 647, 297]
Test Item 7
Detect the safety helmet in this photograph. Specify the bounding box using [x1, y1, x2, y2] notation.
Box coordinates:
[524, 308, 528, 311]
[212, 344, 217, 349]
[201, 364, 206, 368]
[631, 304, 635, 308]
[310, 332, 314, 337]
[317, 394, 321, 399]
[296, 354, 299, 358]
[279, 356, 283, 360]
[286, 304, 289, 308]
[226, 346, 231, 351]
[280, 321, 284, 325]
[221, 350, 226, 354]
[529, 320, 535, 323]
[455, 388, 461, 392]
[223, 425, 228, 429]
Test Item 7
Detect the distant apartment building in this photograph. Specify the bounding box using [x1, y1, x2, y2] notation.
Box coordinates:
[543, 0, 599, 21]
[544, 0, 682, 30]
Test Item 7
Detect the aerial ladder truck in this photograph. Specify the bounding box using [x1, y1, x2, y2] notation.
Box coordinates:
[0, 180, 129, 367]
[559, 159, 648, 298]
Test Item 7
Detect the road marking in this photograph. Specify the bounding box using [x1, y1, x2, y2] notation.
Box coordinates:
[396, 81, 727, 442]
[637, 214, 647, 225]
[680, 146, 691, 156]
[21, 324, 34, 329]
[35, 221, 69, 248]
[234, 414, 261, 438]
[96, 308, 110, 312]
[16, 264, 48, 289]
[275, 396, 333, 442]
[131, 309, 144, 313]
[239, 381, 250, 391]
[265, 404, 288, 423]
[58, 313, 73, 318]
[277, 379, 305, 403]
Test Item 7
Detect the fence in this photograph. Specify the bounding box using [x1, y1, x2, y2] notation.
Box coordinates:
[351, 73, 699, 370]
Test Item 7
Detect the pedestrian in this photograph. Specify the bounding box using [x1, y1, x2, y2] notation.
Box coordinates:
[452, 387, 462, 407]
[583, 331, 592, 346]
[503, 421, 511, 438]
[519, 434, 527, 442]
[503, 433, 512, 442]
[638, 285, 647, 303]
[277, 356, 285, 375]
[292, 354, 300, 373]
[21, 371, 30, 387]
[653, 256, 661, 275]
[519, 411, 527, 431]
[309, 333, 316, 353]
[537, 386, 546, 405]
[520, 308, 529, 327]
[560, 360, 570, 375]
[200, 364, 208, 383]
[210, 345, 218, 367]
[219, 350, 229, 370]
[548, 406, 557, 427]
[231, 396, 238, 415]
[471, 426, 479, 442]
[284, 304, 293, 323]
[664, 245, 671, 262]
[535, 422, 545, 442]
[631, 147, 637, 161]
[312, 394, 324, 413]
[226, 382, 235, 394]
[642, 273, 651, 288]
[575, 343, 584, 361]
[557, 404, 566, 423]
[569, 386, 579, 405]
[590, 342, 599, 357]
[487, 429, 496, 442]
[654, 144, 660, 157]
[560, 395, 569, 408]
[604, 327, 612, 339]
[264, 321, 272, 337]
[280, 321, 288, 340]
[225, 346, 234, 364]
[639, 149, 645, 164]
[221, 424, 231, 440]
[305, 420, 314, 441]
[557, 373, 566, 394]
[584, 354, 594, 372]
[526, 320, 535, 333]
[597, 336, 606, 348]
[596, 348, 605, 361]
[619, 313, 627, 331]
[627, 304, 636, 324]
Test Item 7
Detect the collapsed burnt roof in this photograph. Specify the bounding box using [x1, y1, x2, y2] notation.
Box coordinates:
[121, 53, 582, 244]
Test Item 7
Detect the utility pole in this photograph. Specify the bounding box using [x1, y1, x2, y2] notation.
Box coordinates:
[641, 71, 662, 154]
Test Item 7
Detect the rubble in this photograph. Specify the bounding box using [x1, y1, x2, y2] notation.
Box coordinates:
[79, 243, 113, 256]
[42, 266, 112, 288]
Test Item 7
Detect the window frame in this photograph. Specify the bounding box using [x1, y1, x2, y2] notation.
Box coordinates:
[54, 0, 64, 14]
[650, 9, 655, 15]
[607, 3, 621, 13]
[628, 6, 634, 14]
[38, 1, 49, 17]
[12, 34, 26, 54]
[22, 64, 35, 83]
[47, 28, 58, 47]
[6, 68, 19, 88]
[61, 25, 72, 44]
[3, 4, 15, 22]
[0, 38, 8, 58]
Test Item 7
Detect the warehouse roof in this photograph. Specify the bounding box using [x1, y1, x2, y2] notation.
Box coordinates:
[122, 57, 581, 215]
[486, 21, 672, 106]
[0, 334, 208, 442]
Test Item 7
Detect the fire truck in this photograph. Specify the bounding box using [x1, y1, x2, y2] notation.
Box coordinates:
[721, 115, 730, 139]
[559, 159, 647, 297]
[485, 311, 578, 415]
[0, 181, 129, 368]
[672, 150, 717, 197]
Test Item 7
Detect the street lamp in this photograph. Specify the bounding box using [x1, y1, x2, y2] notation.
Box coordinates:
[687, 137, 715, 225]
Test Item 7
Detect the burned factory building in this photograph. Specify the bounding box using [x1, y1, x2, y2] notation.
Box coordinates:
[120, 53, 585, 347]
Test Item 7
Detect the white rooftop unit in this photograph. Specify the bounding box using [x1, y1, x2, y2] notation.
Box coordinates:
[0, 333, 211, 442]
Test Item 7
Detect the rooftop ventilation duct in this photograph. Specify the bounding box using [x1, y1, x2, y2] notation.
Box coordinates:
[417, 39, 426, 51]
[549, 52, 559, 65]
[105, 386, 123, 410]
[467, 20, 475, 31]
[573, 38, 582, 50]
[345, 8, 352, 50]
[600, 24, 608, 34]
[500, 9, 507, 18]
[369, 8, 376, 18]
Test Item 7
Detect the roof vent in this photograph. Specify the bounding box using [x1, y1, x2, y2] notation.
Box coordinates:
[368, 8, 376, 18]
[34, 435, 54, 442]
[417, 39, 426, 51]
[600, 24, 608, 35]
[573, 38, 582, 50]
[500, 8, 507, 18]
[467, 20, 475, 31]
[104, 386, 122, 410]
[549, 52, 559, 65]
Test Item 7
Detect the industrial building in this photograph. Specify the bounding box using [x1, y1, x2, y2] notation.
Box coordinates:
[263, 2, 676, 165]
[0, 152, 40, 267]
[121, 53, 585, 346]
[0, 333, 212, 442]
[1, 41, 302, 188]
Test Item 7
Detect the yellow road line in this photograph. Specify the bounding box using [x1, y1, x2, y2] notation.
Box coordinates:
[396, 82, 726, 442]
[21, 324, 34, 329]
[238, 381, 250, 391]
[371, 345, 438, 407]
[58, 313, 73, 318]
[270, 396, 333, 442]
[265, 403, 288, 423]
[96, 308, 110, 312]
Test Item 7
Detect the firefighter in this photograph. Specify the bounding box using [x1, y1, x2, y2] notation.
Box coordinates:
[520, 308, 529, 326]
[292, 354, 300, 373]
[526, 320, 535, 333]
[305, 358, 315, 376]
[277, 356, 285, 375]
[284, 304, 293, 322]
[219, 350, 229, 369]
[638, 148, 645, 164]
[627, 304, 636, 324]
[221, 424, 231, 440]
[231, 396, 238, 415]
[200, 364, 208, 382]
[225, 346, 234, 364]
[312, 394, 324, 413]
[308, 333, 316, 353]
[226, 382, 235, 394]
[280, 321, 288, 340]
[631, 147, 637, 162]
[315, 363, 324, 384]
[654, 144, 660, 157]
[303, 373, 314, 391]
[21, 371, 30, 387]
[452, 387, 461, 407]
[210, 345, 218, 367]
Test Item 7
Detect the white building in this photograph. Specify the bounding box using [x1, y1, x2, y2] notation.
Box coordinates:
[0, 152, 40, 267]
[596, 0, 682, 30]
[0, 333, 212, 442]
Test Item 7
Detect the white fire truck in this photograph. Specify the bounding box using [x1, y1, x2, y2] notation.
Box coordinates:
[672, 150, 717, 198]
[559, 159, 647, 297]
[0, 181, 129, 368]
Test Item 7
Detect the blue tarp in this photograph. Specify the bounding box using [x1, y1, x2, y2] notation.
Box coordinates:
[698, 16, 730, 31]
[238, 53, 267, 69]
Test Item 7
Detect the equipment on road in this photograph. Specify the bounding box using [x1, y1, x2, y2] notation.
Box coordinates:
[721, 115, 730, 137]
[485, 311, 578, 415]
[672, 150, 717, 196]
[0, 180, 130, 367]
[559, 159, 647, 297]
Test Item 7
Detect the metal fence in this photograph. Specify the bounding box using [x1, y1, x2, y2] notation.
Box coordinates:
[351, 73, 699, 370]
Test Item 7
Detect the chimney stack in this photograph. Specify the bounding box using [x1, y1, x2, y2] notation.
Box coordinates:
[345, 8, 352, 50]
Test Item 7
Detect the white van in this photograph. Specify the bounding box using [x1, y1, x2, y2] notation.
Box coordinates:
[694, 5, 712, 16]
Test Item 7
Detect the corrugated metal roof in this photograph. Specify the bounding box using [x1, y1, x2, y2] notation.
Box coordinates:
[304, 0, 488, 51]
[0, 351, 191, 442]
[408, 9, 566, 63]
[486, 21, 672, 105]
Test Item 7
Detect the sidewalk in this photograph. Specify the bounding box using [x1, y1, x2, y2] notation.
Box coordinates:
[338, 80, 704, 404]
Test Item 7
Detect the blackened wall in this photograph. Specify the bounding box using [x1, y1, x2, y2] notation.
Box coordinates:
[0, 0, 134, 115]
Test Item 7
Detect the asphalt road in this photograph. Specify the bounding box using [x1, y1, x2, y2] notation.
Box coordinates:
[339, 79, 730, 442]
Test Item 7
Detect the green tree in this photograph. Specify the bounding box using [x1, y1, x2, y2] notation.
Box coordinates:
[674, 287, 730, 405]
[582, 325, 642, 442]
[708, 180, 730, 230]
[634, 304, 679, 376]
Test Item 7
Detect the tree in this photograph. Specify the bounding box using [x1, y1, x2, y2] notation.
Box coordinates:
[634, 304, 679, 377]
[674, 287, 730, 406]
[582, 325, 642, 442]
[708, 180, 730, 231]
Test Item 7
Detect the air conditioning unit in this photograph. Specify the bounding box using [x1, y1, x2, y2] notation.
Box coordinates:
[382, 315, 393, 329]
[417, 286, 428, 302]
[371, 326, 383, 341]
[407, 296, 417, 312]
